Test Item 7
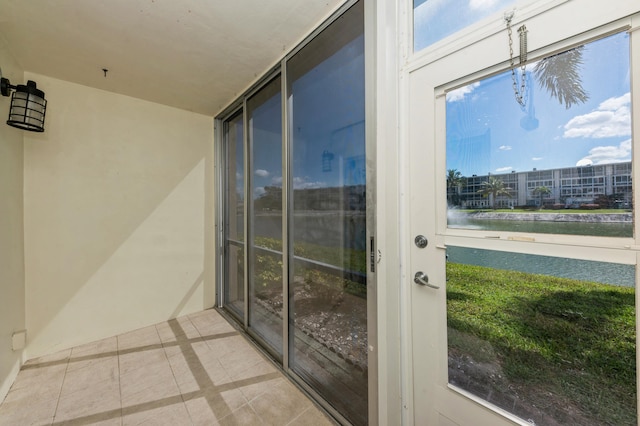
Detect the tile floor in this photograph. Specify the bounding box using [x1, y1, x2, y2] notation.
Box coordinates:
[0, 309, 335, 425]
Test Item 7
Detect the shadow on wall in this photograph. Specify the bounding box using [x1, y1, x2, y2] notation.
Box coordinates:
[23, 73, 215, 358]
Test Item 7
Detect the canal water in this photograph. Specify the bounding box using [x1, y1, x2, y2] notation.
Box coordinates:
[446, 213, 635, 287]
[254, 211, 635, 287]
[448, 215, 632, 238]
[447, 214, 635, 287]
[448, 245, 635, 292]
[447, 246, 635, 288]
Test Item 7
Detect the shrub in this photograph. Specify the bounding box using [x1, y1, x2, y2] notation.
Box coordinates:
[579, 203, 600, 210]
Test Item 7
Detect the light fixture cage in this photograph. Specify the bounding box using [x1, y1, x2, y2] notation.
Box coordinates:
[6, 81, 47, 132]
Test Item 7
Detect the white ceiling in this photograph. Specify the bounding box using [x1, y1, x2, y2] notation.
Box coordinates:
[0, 0, 344, 116]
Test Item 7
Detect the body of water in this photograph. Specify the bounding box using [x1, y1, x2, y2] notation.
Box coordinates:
[447, 246, 635, 288]
[253, 211, 635, 287]
[449, 218, 632, 237]
[448, 214, 632, 238]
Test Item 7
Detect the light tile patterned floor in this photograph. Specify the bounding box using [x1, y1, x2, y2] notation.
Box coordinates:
[0, 309, 335, 426]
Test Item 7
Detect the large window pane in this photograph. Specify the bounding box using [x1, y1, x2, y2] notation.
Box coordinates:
[446, 32, 632, 237]
[248, 76, 284, 356]
[287, 2, 367, 424]
[224, 111, 245, 316]
[446, 246, 636, 425]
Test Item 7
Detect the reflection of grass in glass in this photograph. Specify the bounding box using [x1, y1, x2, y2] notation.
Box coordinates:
[447, 262, 636, 425]
[255, 236, 367, 272]
[457, 208, 631, 214]
[253, 236, 367, 298]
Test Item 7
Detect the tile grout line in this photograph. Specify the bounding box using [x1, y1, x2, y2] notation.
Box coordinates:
[186, 312, 252, 425]
[187, 312, 267, 424]
[116, 336, 123, 426]
[284, 405, 311, 426]
[116, 336, 124, 426]
[156, 321, 196, 426]
[50, 350, 72, 425]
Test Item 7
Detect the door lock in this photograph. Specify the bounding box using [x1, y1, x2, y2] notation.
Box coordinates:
[414, 235, 428, 248]
[414, 271, 439, 289]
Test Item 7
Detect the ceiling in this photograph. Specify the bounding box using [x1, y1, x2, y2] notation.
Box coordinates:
[0, 0, 344, 116]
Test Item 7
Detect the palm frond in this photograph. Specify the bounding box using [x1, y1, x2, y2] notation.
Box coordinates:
[534, 46, 589, 109]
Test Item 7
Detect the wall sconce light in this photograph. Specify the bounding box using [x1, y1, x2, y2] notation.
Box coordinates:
[0, 68, 47, 132]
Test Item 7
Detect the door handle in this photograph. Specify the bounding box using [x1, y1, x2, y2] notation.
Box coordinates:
[414, 271, 439, 289]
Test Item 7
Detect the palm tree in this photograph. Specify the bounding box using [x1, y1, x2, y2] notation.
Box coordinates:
[478, 176, 512, 209]
[532, 186, 552, 209]
[534, 46, 589, 109]
[446, 169, 465, 206]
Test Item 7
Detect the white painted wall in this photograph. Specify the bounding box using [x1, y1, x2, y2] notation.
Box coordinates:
[0, 41, 26, 401]
[23, 73, 215, 359]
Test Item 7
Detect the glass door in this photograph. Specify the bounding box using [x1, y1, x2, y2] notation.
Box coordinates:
[223, 111, 245, 318]
[408, 1, 639, 424]
[247, 75, 284, 358]
[287, 2, 367, 423]
[219, 2, 369, 424]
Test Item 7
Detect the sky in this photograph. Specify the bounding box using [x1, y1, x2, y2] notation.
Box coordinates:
[445, 31, 631, 177]
[414, 0, 518, 51]
[246, 34, 366, 199]
[242, 2, 633, 197]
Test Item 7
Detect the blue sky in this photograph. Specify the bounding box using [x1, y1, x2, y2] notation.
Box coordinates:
[414, 0, 517, 51]
[445, 31, 631, 177]
[247, 34, 365, 199]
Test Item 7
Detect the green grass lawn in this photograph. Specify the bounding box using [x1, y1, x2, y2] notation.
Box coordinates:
[460, 208, 629, 214]
[447, 262, 636, 425]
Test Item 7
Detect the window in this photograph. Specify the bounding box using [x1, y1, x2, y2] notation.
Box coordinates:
[447, 32, 632, 236]
[444, 31, 636, 423]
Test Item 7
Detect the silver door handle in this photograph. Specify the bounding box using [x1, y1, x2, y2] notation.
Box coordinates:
[414, 271, 439, 289]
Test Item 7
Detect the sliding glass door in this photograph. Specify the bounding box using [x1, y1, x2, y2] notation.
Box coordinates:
[223, 111, 245, 318]
[219, 2, 368, 424]
[247, 76, 284, 358]
[287, 2, 367, 424]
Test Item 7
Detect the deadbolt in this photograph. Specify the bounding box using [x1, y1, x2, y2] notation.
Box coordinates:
[414, 235, 428, 248]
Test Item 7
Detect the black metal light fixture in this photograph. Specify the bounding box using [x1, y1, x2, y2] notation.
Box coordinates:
[0, 69, 47, 132]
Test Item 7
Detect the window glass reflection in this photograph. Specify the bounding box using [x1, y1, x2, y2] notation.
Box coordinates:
[224, 112, 245, 316]
[414, 0, 518, 52]
[287, 2, 367, 424]
[447, 246, 636, 425]
[248, 76, 284, 356]
[446, 32, 632, 237]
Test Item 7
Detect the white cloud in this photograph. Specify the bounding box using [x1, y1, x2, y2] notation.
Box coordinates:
[495, 166, 513, 172]
[577, 139, 631, 165]
[599, 93, 631, 111]
[254, 187, 266, 197]
[469, 0, 499, 10]
[447, 82, 480, 102]
[576, 159, 593, 167]
[532, 157, 543, 161]
[499, 145, 512, 151]
[563, 93, 631, 138]
[293, 176, 326, 190]
[255, 169, 270, 178]
[267, 176, 326, 189]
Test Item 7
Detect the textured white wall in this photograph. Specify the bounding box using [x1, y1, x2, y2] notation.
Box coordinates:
[0, 42, 26, 401]
[23, 73, 215, 359]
